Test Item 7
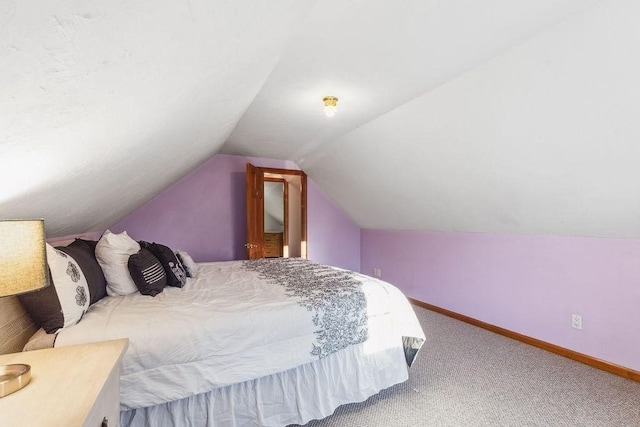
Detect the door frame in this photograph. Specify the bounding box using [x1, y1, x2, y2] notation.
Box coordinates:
[245, 163, 265, 259]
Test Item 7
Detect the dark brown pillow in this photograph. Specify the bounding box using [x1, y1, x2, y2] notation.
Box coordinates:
[139, 241, 187, 288]
[58, 239, 107, 305]
[74, 238, 98, 252]
[18, 267, 64, 334]
[128, 249, 166, 296]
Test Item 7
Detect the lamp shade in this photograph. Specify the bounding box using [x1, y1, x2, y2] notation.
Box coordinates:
[0, 219, 49, 297]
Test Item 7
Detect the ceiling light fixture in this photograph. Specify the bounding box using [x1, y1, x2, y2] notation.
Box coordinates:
[323, 96, 338, 117]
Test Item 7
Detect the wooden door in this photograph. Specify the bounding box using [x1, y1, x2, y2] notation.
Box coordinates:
[246, 163, 308, 260]
[245, 163, 265, 259]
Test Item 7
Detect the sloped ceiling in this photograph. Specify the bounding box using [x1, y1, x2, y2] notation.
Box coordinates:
[0, 0, 313, 237]
[225, 0, 640, 238]
[3, 0, 639, 238]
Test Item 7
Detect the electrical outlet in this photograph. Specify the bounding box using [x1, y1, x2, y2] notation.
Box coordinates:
[571, 314, 583, 330]
[373, 268, 381, 278]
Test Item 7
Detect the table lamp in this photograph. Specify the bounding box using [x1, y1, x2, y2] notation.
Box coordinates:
[0, 219, 49, 398]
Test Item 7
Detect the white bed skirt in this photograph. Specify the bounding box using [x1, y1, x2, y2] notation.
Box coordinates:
[120, 342, 409, 427]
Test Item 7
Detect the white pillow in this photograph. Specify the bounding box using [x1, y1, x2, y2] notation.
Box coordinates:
[96, 230, 140, 296]
[175, 250, 198, 278]
[47, 243, 90, 327]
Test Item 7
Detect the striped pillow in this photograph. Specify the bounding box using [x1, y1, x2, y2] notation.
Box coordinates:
[127, 248, 166, 296]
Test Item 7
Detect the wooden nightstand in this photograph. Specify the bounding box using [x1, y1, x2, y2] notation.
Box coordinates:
[0, 338, 128, 427]
[264, 232, 283, 257]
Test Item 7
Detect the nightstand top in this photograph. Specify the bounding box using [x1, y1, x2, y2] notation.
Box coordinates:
[0, 338, 128, 426]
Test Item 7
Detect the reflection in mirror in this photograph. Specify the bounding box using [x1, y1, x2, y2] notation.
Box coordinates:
[264, 180, 285, 258]
[264, 181, 284, 233]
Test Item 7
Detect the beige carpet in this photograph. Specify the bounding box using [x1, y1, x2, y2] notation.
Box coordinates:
[294, 305, 640, 426]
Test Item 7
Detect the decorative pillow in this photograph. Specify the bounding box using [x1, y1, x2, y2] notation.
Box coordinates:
[58, 239, 107, 305]
[140, 241, 187, 288]
[175, 250, 198, 278]
[18, 243, 90, 334]
[128, 249, 166, 296]
[95, 230, 140, 296]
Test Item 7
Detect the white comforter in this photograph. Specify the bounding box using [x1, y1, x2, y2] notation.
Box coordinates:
[56, 260, 424, 410]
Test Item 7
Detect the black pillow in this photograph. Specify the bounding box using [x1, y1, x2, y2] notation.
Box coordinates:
[18, 267, 64, 333]
[139, 241, 187, 288]
[128, 249, 166, 296]
[74, 238, 98, 252]
[58, 239, 107, 305]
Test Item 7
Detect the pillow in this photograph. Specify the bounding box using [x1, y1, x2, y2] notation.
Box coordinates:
[140, 241, 187, 287]
[73, 238, 98, 253]
[128, 248, 166, 296]
[18, 243, 90, 334]
[58, 239, 107, 305]
[174, 250, 197, 278]
[95, 230, 140, 296]
[23, 328, 57, 351]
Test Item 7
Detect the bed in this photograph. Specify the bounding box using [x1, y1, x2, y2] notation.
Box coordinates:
[14, 235, 425, 427]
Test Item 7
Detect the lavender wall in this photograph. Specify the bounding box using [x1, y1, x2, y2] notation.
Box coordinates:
[361, 229, 640, 372]
[53, 155, 640, 373]
[308, 180, 360, 271]
[111, 154, 360, 271]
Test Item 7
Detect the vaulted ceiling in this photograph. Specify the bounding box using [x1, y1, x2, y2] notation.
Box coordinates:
[2, 0, 639, 238]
